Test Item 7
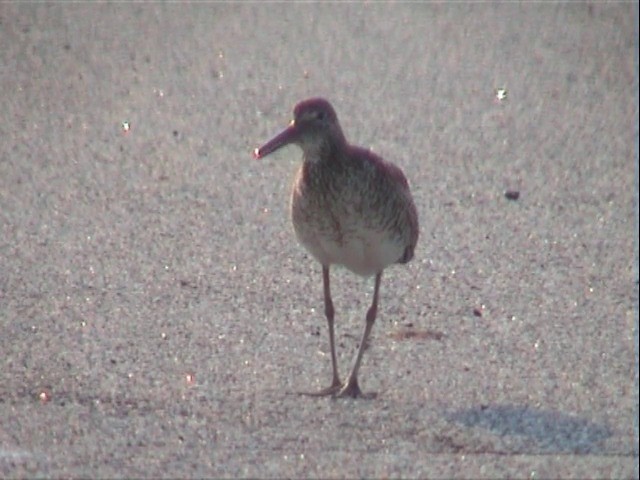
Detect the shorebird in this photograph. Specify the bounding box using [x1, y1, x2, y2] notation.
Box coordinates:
[254, 98, 419, 398]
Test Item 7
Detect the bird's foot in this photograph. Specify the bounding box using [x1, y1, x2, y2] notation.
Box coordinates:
[334, 378, 377, 399]
[298, 379, 342, 397]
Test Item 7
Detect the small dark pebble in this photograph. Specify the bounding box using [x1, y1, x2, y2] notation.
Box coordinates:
[473, 308, 482, 317]
[505, 190, 520, 200]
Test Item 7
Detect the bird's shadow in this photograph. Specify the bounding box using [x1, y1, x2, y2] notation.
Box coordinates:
[446, 404, 613, 454]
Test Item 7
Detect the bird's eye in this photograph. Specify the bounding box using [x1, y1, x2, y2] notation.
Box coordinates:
[315, 110, 326, 121]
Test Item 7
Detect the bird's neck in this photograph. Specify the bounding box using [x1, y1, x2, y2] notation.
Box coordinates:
[301, 133, 348, 166]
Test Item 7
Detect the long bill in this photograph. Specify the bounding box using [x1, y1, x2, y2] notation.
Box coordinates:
[254, 121, 299, 159]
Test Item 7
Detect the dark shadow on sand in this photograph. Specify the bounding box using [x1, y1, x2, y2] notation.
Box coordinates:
[447, 404, 613, 454]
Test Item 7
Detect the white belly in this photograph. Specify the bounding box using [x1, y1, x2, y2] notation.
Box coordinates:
[296, 228, 404, 277]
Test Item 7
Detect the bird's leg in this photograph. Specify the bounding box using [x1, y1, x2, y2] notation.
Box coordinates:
[336, 272, 382, 399]
[300, 265, 342, 396]
[323, 265, 342, 390]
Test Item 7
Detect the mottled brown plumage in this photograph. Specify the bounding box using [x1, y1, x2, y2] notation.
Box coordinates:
[255, 98, 418, 398]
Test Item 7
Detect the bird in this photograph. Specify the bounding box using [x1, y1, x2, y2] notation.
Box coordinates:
[254, 97, 419, 398]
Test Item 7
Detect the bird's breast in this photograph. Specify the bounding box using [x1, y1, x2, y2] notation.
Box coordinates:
[289, 163, 410, 276]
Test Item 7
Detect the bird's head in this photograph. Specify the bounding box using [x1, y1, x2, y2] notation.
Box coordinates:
[254, 98, 346, 161]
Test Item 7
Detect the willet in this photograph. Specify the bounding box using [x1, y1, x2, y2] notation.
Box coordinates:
[254, 98, 419, 398]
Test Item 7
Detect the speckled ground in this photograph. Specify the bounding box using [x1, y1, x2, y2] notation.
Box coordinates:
[1, 3, 638, 478]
